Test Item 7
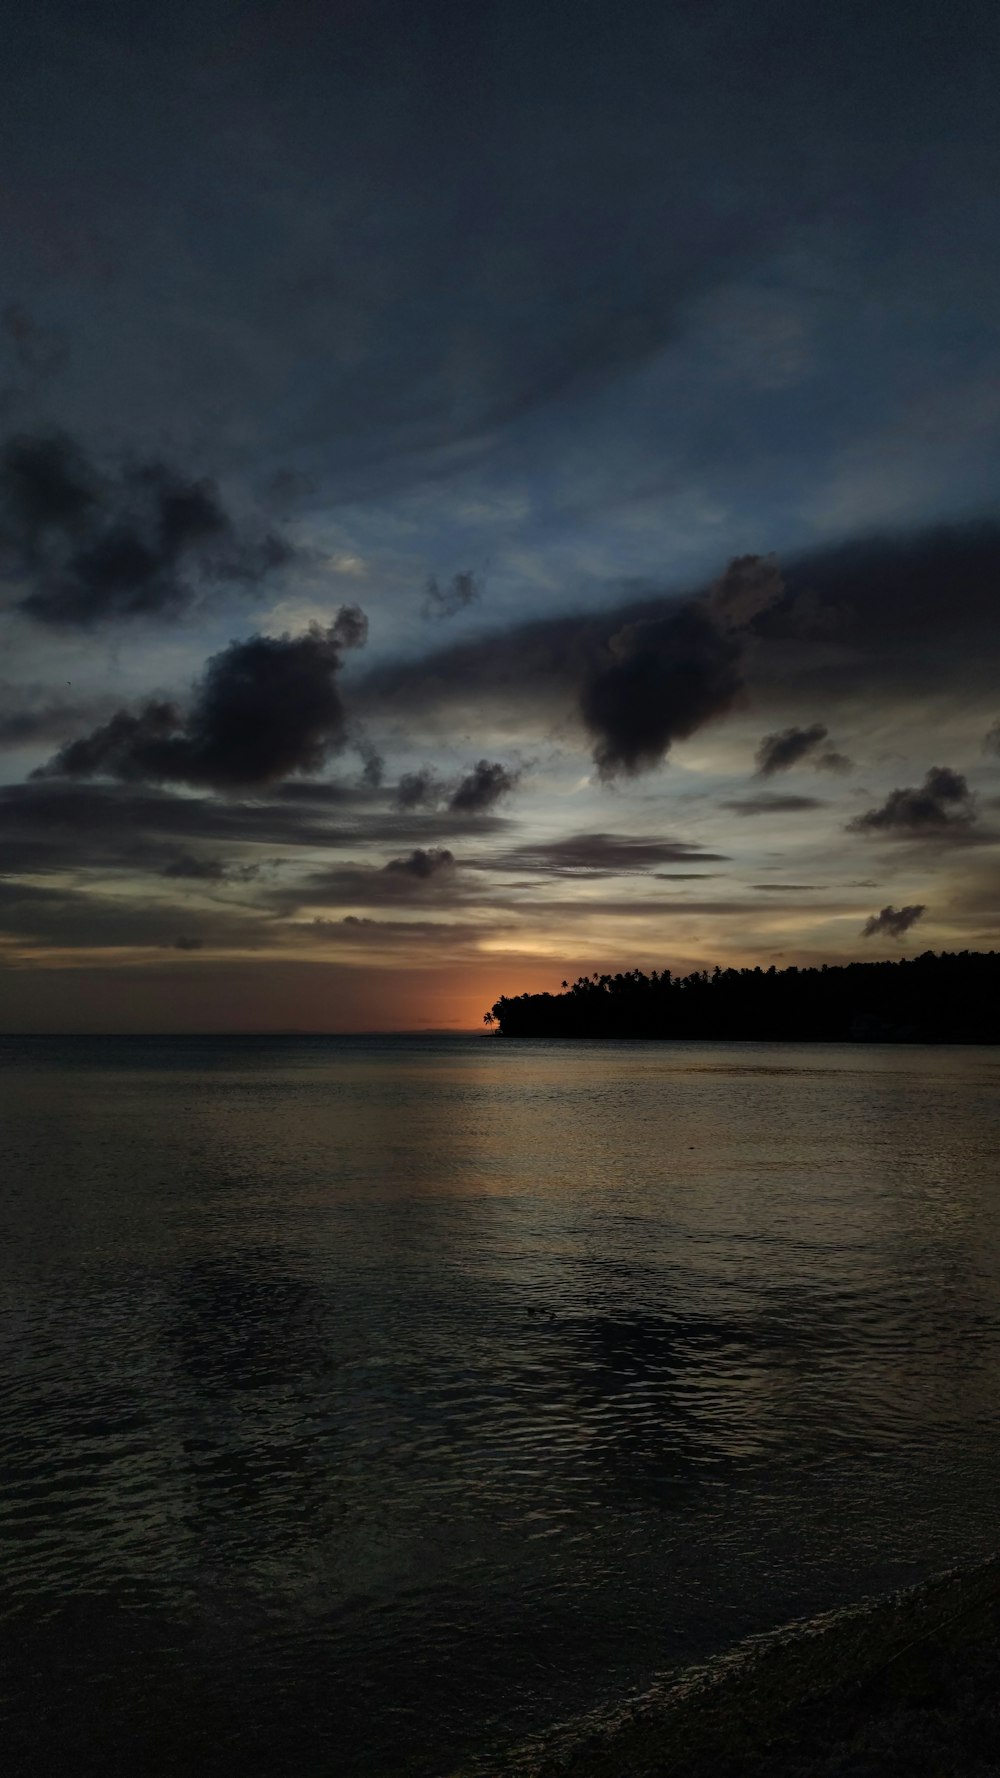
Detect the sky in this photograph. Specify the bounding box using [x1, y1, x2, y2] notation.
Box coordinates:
[2, 0, 1000, 1031]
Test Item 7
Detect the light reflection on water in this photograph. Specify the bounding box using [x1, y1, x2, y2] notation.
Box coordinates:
[1, 1035, 999, 1775]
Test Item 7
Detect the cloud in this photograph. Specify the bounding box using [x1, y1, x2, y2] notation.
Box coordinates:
[848, 767, 975, 838]
[861, 903, 926, 938]
[0, 875, 261, 953]
[39, 700, 184, 781]
[581, 601, 744, 778]
[356, 740, 384, 789]
[0, 431, 295, 625]
[984, 719, 1000, 757]
[394, 762, 521, 814]
[755, 722, 852, 776]
[489, 832, 730, 876]
[421, 570, 481, 620]
[395, 768, 445, 810]
[38, 609, 368, 790]
[0, 690, 109, 749]
[161, 854, 229, 881]
[0, 781, 346, 874]
[581, 556, 785, 779]
[161, 853, 262, 884]
[756, 722, 828, 775]
[365, 553, 784, 777]
[722, 793, 825, 816]
[362, 524, 1000, 764]
[754, 522, 1000, 697]
[707, 553, 785, 630]
[0, 780, 515, 881]
[383, 848, 455, 880]
[305, 915, 492, 954]
[272, 849, 470, 915]
[448, 759, 521, 813]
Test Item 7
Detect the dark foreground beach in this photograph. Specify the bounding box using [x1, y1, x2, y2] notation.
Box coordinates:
[455, 1555, 1000, 1777]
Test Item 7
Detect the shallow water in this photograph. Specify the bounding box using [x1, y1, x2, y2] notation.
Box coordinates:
[1, 1035, 999, 1775]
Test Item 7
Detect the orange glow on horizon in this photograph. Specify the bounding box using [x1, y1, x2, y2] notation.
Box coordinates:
[1, 938, 886, 1035]
[0, 954, 598, 1034]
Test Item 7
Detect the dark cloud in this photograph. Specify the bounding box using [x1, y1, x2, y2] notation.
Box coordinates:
[356, 741, 385, 789]
[489, 832, 730, 876]
[0, 432, 295, 625]
[270, 780, 372, 806]
[755, 722, 852, 777]
[817, 748, 853, 774]
[1, 0, 989, 514]
[706, 553, 785, 631]
[448, 759, 521, 813]
[39, 609, 367, 791]
[272, 852, 471, 915]
[984, 720, 1000, 757]
[581, 556, 784, 779]
[40, 700, 184, 782]
[848, 767, 975, 838]
[0, 875, 262, 953]
[274, 847, 756, 923]
[539, 894, 810, 918]
[368, 554, 784, 777]
[161, 853, 262, 884]
[722, 793, 825, 816]
[362, 605, 615, 731]
[170, 935, 204, 951]
[395, 768, 445, 810]
[752, 523, 1000, 706]
[362, 525, 1000, 759]
[756, 722, 828, 775]
[383, 848, 455, 880]
[753, 882, 821, 891]
[0, 690, 109, 749]
[161, 853, 228, 882]
[1, 433, 96, 544]
[0, 779, 514, 880]
[861, 903, 927, 938]
[421, 570, 481, 621]
[581, 601, 743, 778]
[0, 820, 475, 956]
[396, 762, 521, 814]
[0, 781, 346, 875]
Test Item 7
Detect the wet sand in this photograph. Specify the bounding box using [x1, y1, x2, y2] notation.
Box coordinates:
[455, 1553, 1000, 1777]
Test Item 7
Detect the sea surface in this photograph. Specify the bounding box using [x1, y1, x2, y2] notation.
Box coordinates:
[1, 1035, 999, 1776]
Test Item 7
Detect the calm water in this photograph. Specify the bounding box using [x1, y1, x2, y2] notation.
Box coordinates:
[2, 1036, 1000, 1775]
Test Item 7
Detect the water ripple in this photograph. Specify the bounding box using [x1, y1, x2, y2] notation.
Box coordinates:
[1, 1037, 999, 1775]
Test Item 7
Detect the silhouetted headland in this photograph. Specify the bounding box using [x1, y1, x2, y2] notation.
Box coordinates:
[485, 950, 1000, 1043]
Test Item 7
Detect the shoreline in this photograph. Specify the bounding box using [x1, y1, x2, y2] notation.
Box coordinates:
[452, 1553, 1000, 1776]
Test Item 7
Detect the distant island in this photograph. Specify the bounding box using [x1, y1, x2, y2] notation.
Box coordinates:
[484, 951, 1000, 1043]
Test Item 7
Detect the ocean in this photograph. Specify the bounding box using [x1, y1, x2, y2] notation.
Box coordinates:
[1, 1035, 998, 1775]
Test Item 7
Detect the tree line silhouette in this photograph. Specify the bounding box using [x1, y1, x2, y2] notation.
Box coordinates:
[484, 951, 1000, 1043]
